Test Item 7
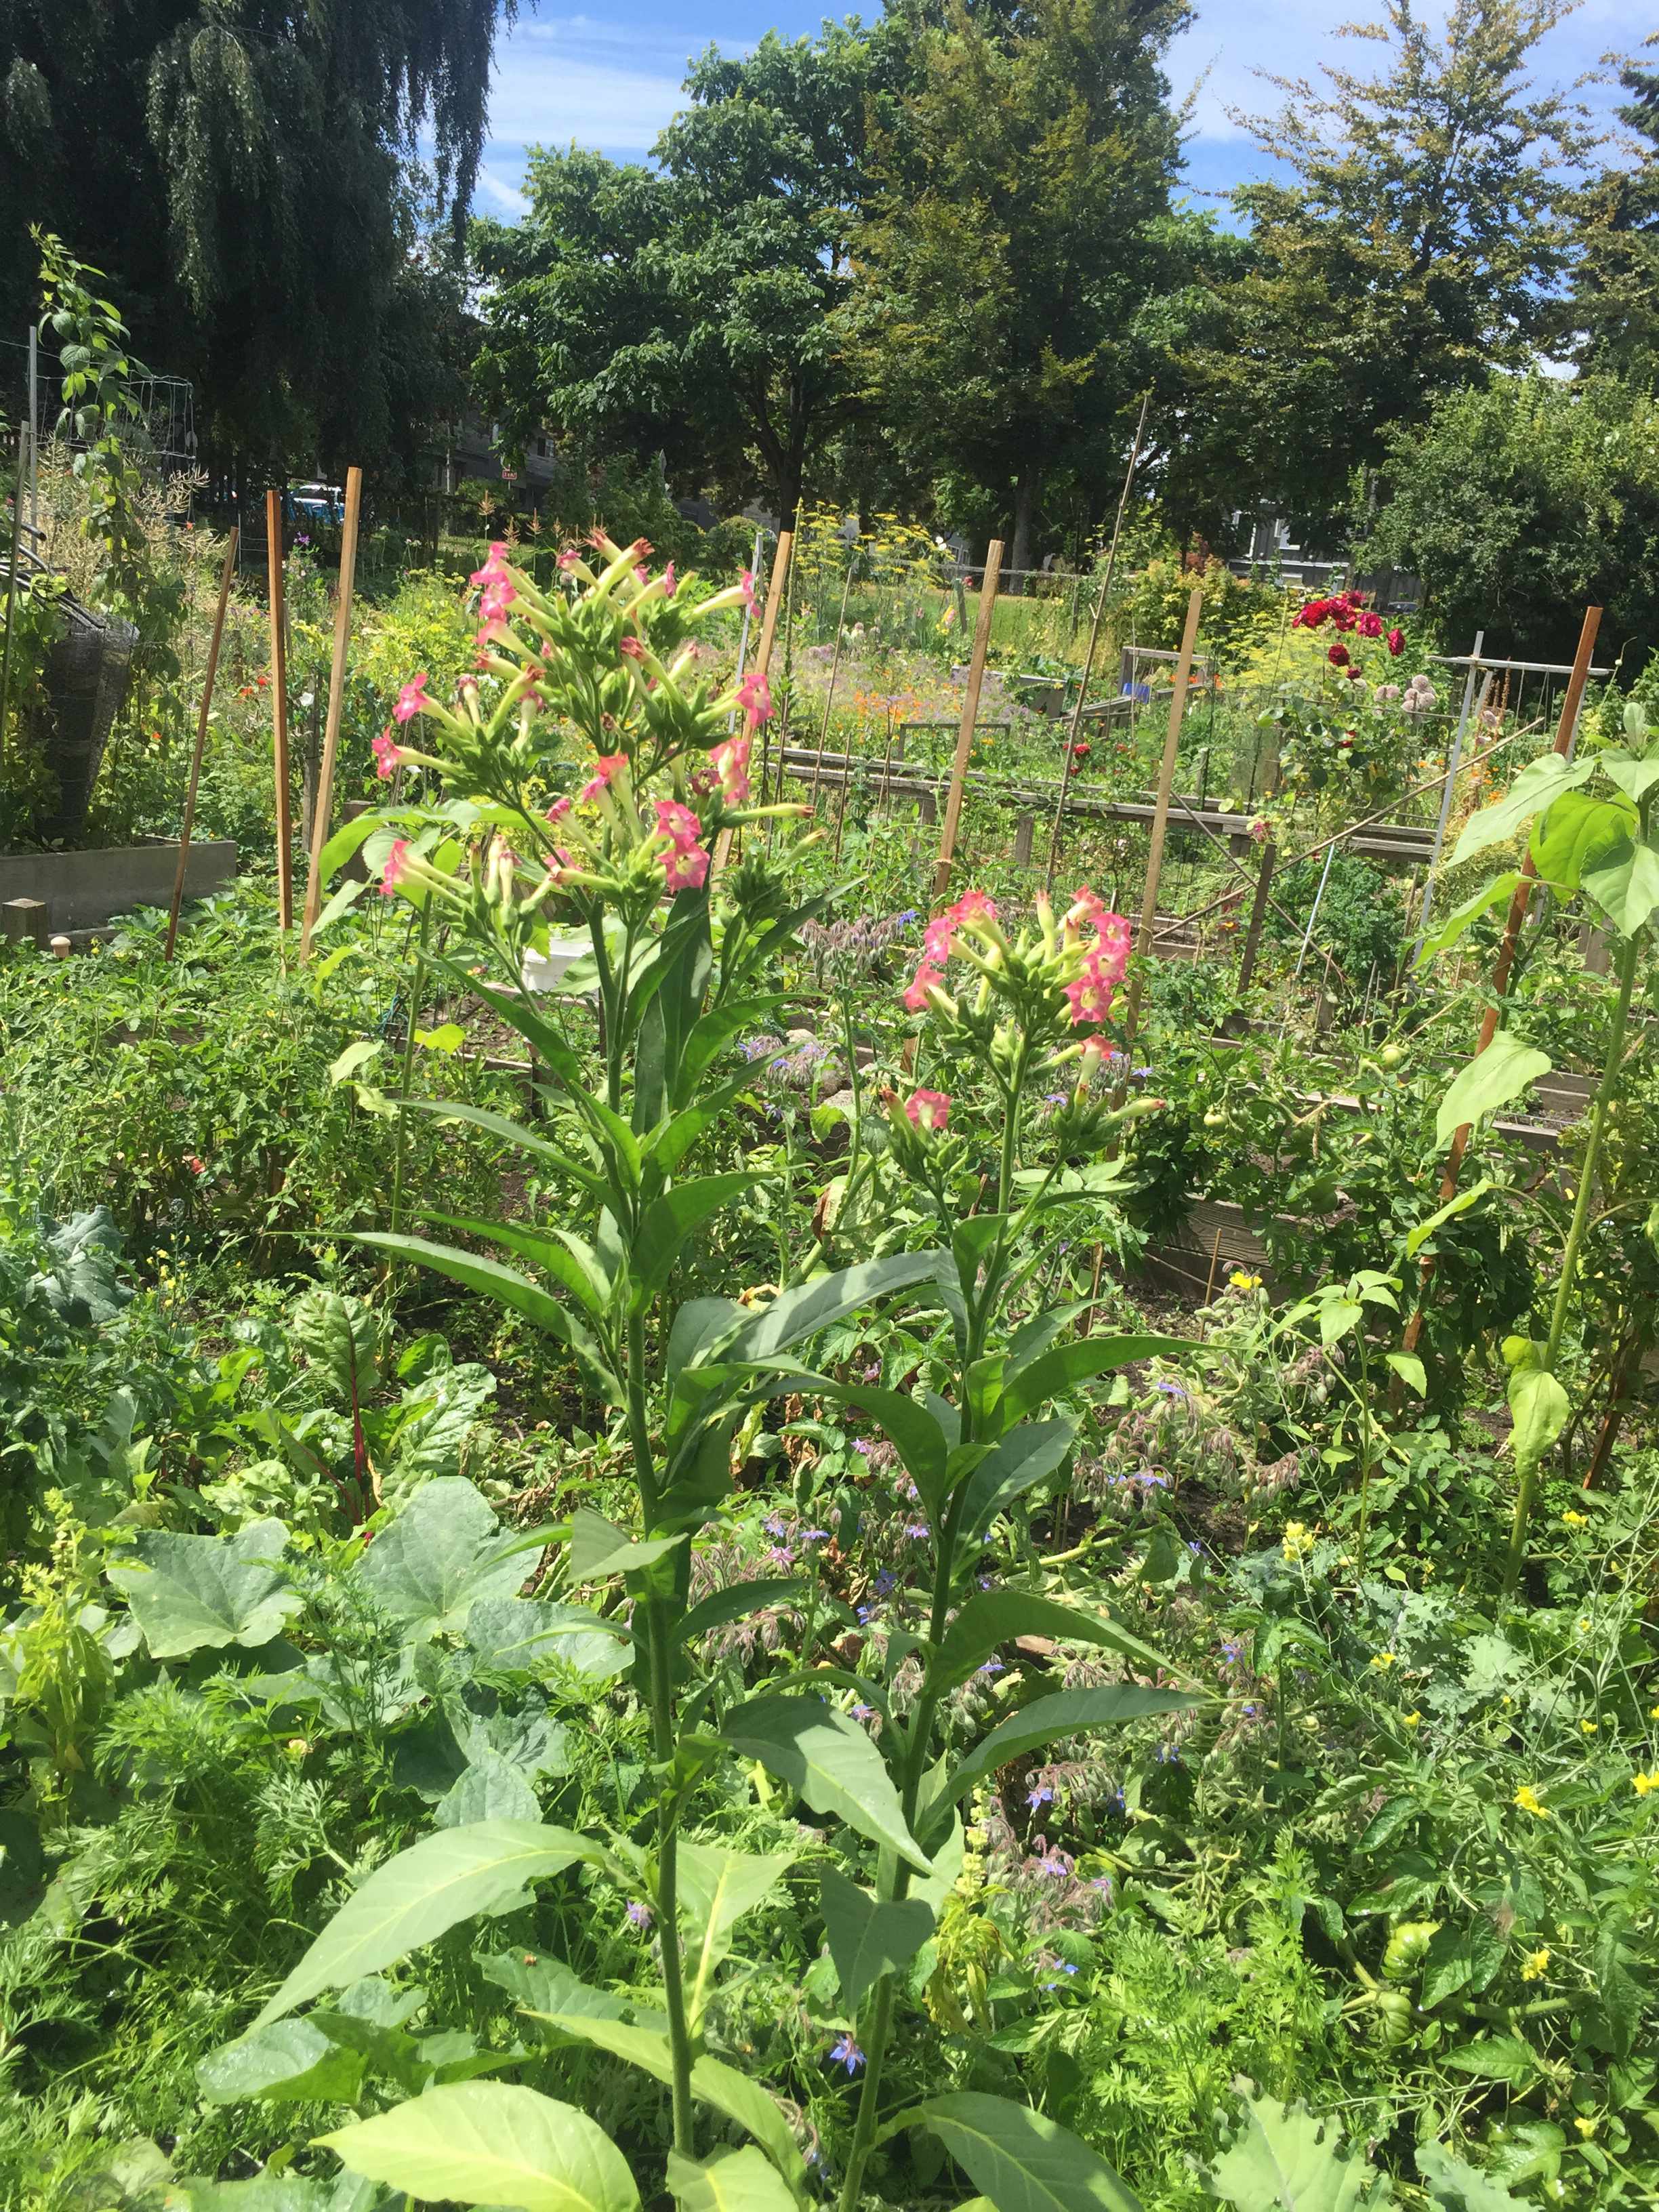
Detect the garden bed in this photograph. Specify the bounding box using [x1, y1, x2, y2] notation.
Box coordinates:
[0, 837, 237, 937]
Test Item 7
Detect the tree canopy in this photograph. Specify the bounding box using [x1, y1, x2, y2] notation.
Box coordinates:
[0, 0, 499, 473]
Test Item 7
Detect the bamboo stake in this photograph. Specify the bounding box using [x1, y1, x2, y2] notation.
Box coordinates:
[715, 527, 792, 875]
[1121, 587, 1203, 1044]
[266, 491, 294, 933]
[0, 428, 24, 766]
[1043, 393, 1149, 895]
[300, 466, 364, 958]
[165, 526, 239, 961]
[933, 541, 1004, 899]
[1401, 605, 1603, 1358]
[808, 555, 858, 813]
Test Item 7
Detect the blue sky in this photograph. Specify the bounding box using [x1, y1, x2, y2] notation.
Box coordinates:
[472, 0, 1643, 220]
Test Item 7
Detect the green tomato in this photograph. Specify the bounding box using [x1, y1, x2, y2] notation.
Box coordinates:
[1380, 1042, 1406, 1068]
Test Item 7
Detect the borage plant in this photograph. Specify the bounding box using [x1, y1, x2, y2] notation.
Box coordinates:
[203, 535, 1204, 2212]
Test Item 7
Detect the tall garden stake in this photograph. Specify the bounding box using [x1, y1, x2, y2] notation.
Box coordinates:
[934, 540, 1004, 898]
[1121, 586, 1204, 1047]
[266, 490, 295, 933]
[301, 466, 363, 958]
[0, 427, 25, 766]
[808, 554, 858, 814]
[1402, 604, 1603, 1359]
[1043, 392, 1150, 894]
[164, 525, 239, 961]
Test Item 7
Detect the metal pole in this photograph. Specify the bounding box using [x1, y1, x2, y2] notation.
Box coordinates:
[26, 323, 39, 535]
[1291, 843, 1338, 986]
[1410, 629, 1483, 967]
[1042, 392, 1150, 895]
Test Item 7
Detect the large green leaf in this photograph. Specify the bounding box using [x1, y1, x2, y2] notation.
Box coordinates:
[930, 1593, 1177, 1694]
[1208, 2091, 1393, 2211]
[360, 1479, 533, 1639]
[678, 1843, 794, 2027]
[939, 1688, 1196, 1816]
[956, 1420, 1075, 1544]
[530, 2015, 807, 2200]
[632, 1175, 763, 1310]
[676, 1579, 805, 1647]
[721, 1253, 945, 1366]
[1403, 1179, 1493, 1259]
[894, 2092, 1143, 2212]
[254, 1822, 598, 2028]
[1416, 2142, 1526, 2212]
[1529, 790, 1636, 893]
[350, 1235, 619, 1399]
[198, 2018, 365, 2107]
[567, 1504, 684, 1584]
[1507, 1365, 1570, 1477]
[994, 1338, 1192, 1436]
[422, 1211, 611, 1320]
[819, 1866, 934, 2011]
[665, 2148, 800, 2212]
[1414, 874, 1519, 968]
[107, 1519, 302, 1660]
[720, 1695, 931, 1873]
[1596, 749, 1659, 806]
[464, 1599, 631, 1682]
[399, 1097, 609, 1204]
[1434, 1034, 1551, 1148]
[1451, 754, 1595, 867]
[1582, 837, 1659, 937]
[779, 1374, 950, 1513]
[315, 2083, 638, 2212]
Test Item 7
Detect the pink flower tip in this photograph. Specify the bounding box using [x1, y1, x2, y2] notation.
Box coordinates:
[371, 727, 405, 781]
[904, 1088, 951, 1132]
[380, 839, 411, 897]
[393, 673, 429, 725]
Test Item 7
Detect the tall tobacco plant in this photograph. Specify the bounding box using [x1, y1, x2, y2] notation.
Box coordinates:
[206, 534, 1202, 2211]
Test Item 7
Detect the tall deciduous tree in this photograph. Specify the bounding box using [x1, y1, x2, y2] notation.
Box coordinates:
[844, 0, 1191, 576]
[472, 26, 897, 521]
[1560, 45, 1659, 388]
[1188, 0, 1592, 539]
[0, 0, 497, 474]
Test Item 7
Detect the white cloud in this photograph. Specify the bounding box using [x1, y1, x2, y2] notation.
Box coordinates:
[475, 163, 531, 216]
[487, 41, 690, 151]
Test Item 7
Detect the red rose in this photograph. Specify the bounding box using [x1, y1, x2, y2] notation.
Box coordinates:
[1071, 741, 1090, 758]
[1330, 604, 1357, 632]
[1356, 611, 1383, 639]
[1346, 666, 1363, 681]
[1327, 642, 1351, 668]
[1296, 598, 1331, 628]
[1386, 628, 1404, 657]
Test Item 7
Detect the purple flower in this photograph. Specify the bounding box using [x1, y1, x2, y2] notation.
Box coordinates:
[978, 1658, 1004, 1677]
[828, 2034, 865, 2075]
[873, 1570, 897, 1597]
[1218, 1642, 1241, 1667]
[853, 1439, 874, 1459]
[905, 1522, 930, 1541]
[802, 1528, 830, 1543]
[763, 1512, 788, 1537]
[626, 1900, 653, 1931]
[1026, 1783, 1054, 1809]
[1153, 1381, 1186, 1399]
[768, 1545, 796, 1570]
[852, 1702, 877, 1721]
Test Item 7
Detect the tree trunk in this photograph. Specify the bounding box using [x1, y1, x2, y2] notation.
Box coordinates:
[1010, 459, 1040, 592]
[777, 450, 804, 535]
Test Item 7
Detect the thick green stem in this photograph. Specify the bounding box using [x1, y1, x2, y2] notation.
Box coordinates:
[624, 1308, 696, 2157]
[388, 899, 434, 1238]
[836, 1974, 897, 2212]
[1502, 926, 1642, 1595]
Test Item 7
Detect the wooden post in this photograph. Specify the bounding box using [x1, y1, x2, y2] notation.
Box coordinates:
[933, 540, 1003, 900]
[301, 466, 363, 958]
[1235, 838, 1277, 994]
[1121, 587, 1203, 1041]
[164, 526, 239, 961]
[0, 426, 24, 766]
[809, 555, 857, 812]
[266, 490, 294, 933]
[1401, 604, 1602, 1356]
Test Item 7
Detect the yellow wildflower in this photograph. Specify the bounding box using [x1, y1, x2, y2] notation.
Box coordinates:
[1634, 1771, 1657, 1797]
[1370, 1652, 1397, 1671]
[1281, 1521, 1316, 1561]
[1561, 1509, 1587, 1528]
[1513, 1784, 1549, 1818]
[1228, 1270, 1263, 1292]
[1521, 1948, 1550, 1982]
[1574, 2117, 1599, 2140]
[1581, 1719, 1599, 1734]
[1403, 1712, 1422, 1729]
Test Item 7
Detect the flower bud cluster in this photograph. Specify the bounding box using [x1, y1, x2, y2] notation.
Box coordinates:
[900, 884, 1134, 1071]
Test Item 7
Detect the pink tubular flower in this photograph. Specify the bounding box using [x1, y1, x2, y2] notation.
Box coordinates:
[380, 839, 410, 898]
[547, 794, 573, 823]
[1356, 610, 1383, 640]
[736, 670, 773, 729]
[372, 727, 405, 780]
[580, 752, 629, 804]
[1066, 884, 1107, 931]
[661, 838, 710, 893]
[712, 733, 751, 806]
[903, 961, 943, 1012]
[954, 888, 998, 924]
[1065, 965, 1118, 1027]
[478, 577, 516, 627]
[393, 673, 429, 725]
[655, 797, 703, 850]
[904, 1088, 951, 1132]
[662, 562, 677, 598]
[558, 546, 580, 571]
[740, 568, 756, 606]
[619, 635, 648, 661]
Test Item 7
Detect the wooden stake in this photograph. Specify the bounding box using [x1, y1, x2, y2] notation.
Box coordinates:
[165, 526, 239, 961]
[809, 555, 857, 813]
[1401, 604, 1602, 1357]
[1234, 838, 1277, 994]
[934, 541, 1004, 899]
[714, 528, 792, 876]
[1121, 587, 1203, 1042]
[266, 490, 294, 933]
[300, 466, 363, 958]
